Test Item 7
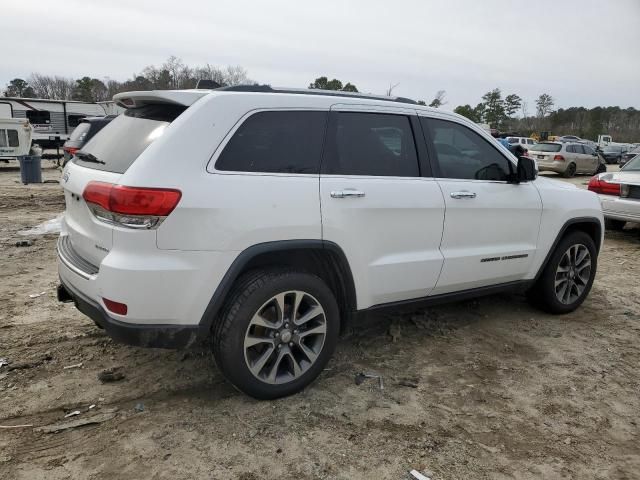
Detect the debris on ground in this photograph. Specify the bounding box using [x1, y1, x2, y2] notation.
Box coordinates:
[409, 469, 431, 480]
[0, 358, 9, 368]
[98, 366, 125, 383]
[397, 377, 420, 388]
[18, 213, 64, 236]
[355, 372, 384, 390]
[35, 408, 118, 434]
[63, 362, 83, 370]
[64, 410, 81, 418]
[29, 291, 46, 298]
[134, 402, 145, 412]
[15, 239, 35, 247]
[0, 424, 33, 429]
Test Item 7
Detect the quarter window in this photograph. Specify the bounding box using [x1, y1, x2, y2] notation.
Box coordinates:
[323, 112, 419, 177]
[216, 111, 327, 174]
[421, 118, 513, 181]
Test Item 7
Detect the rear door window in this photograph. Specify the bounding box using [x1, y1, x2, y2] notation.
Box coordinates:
[75, 104, 185, 173]
[215, 111, 327, 174]
[323, 112, 419, 177]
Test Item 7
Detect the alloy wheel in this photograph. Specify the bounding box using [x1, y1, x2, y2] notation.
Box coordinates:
[243, 290, 327, 384]
[554, 244, 591, 304]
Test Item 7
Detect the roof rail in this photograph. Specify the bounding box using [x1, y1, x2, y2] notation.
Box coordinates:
[215, 85, 418, 105]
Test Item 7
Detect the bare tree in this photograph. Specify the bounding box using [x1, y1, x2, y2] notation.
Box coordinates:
[386, 82, 400, 96]
[28, 73, 75, 100]
[536, 93, 554, 118]
[429, 90, 447, 108]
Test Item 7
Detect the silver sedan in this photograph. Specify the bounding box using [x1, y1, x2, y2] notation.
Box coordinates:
[588, 155, 640, 229]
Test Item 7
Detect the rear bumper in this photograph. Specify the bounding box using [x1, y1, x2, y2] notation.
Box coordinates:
[537, 161, 567, 174]
[599, 195, 640, 223]
[59, 278, 199, 349]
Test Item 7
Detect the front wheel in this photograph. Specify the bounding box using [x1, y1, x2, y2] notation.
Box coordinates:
[212, 269, 340, 399]
[527, 231, 597, 314]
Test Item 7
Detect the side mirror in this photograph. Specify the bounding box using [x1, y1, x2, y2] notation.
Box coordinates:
[517, 156, 537, 182]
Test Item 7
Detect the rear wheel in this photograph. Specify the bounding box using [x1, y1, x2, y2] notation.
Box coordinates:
[212, 269, 339, 399]
[563, 163, 577, 178]
[527, 231, 597, 314]
[595, 163, 606, 174]
[605, 218, 626, 231]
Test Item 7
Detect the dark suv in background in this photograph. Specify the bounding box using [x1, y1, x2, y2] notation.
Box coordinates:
[62, 116, 116, 165]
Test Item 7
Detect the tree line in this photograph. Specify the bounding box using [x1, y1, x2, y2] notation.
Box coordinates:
[3, 61, 637, 142]
[453, 88, 639, 142]
[1, 56, 254, 102]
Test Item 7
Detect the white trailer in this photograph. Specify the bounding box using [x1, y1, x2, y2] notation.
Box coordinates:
[0, 97, 114, 147]
[0, 118, 32, 160]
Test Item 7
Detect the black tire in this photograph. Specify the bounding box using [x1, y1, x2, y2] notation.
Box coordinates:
[605, 218, 626, 231]
[527, 231, 597, 314]
[563, 163, 577, 178]
[595, 163, 606, 174]
[212, 268, 340, 399]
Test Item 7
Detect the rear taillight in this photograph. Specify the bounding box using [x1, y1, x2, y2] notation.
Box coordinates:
[82, 181, 181, 229]
[553, 155, 565, 161]
[588, 176, 621, 196]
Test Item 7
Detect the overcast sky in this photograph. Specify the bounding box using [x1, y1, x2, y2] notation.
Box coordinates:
[2, 0, 639, 110]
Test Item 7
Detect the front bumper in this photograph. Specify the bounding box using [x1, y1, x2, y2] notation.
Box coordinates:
[58, 278, 199, 349]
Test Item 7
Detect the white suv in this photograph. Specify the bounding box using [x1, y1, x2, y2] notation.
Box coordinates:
[57, 87, 604, 399]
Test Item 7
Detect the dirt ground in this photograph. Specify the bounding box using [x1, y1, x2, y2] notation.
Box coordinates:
[0, 161, 639, 480]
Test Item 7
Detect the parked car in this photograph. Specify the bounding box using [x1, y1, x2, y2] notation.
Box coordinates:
[601, 145, 628, 164]
[506, 136, 537, 150]
[528, 142, 604, 177]
[558, 135, 583, 143]
[620, 146, 640, 167]
[57, 86, 603, 399]
[62, 116, 116, 166]
[588, 154, 640, 230]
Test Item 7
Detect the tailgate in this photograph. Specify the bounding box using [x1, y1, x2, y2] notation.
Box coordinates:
[61, 162, 121, 267]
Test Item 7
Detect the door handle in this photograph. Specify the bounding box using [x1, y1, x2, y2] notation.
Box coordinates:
[330, 189, 366, 199]
[450, 191, 477, 199]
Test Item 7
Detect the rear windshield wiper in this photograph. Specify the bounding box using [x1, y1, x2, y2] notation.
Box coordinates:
[75, 151, 105, 165]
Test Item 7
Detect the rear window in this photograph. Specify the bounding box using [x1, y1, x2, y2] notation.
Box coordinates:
[69, 122, 91, 142]
[0, 129, 19, 148]
[531, 143, 562, 152]
[74, 104, 185, 173]
[506, 137, 519, 144]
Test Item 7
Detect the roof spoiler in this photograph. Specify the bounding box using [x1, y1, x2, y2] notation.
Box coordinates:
[113, 90, 209, 109]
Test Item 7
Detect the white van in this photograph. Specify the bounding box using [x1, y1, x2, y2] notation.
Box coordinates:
[507, 136, 537, 149]
[0, 118, 32, 159]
